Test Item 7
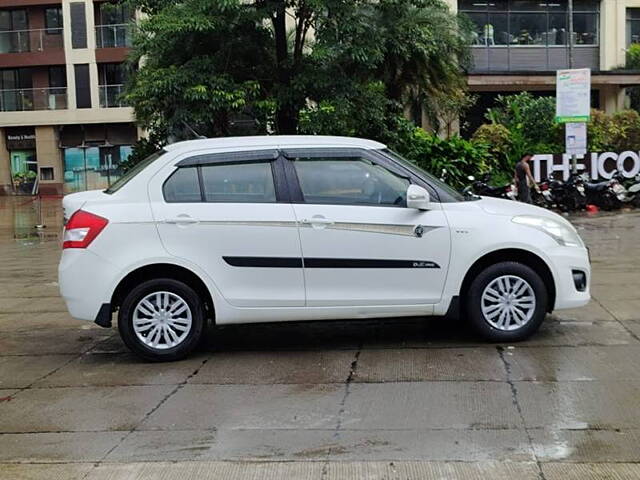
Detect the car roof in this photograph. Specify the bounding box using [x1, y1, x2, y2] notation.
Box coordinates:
[162, 135, 386, 153]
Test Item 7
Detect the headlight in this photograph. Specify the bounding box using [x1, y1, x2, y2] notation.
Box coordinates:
[512, 215, 584, 247]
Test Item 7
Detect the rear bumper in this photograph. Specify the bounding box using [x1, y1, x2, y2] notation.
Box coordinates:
[58, 249, 119, 322]
[547, 245, 591, 310]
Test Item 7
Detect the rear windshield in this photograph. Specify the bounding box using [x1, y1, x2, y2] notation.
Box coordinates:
[105, 150, 165, 194]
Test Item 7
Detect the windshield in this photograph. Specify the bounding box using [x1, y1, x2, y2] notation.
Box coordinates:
[381, 149, 466, 202]
[105, 150, 165, 194]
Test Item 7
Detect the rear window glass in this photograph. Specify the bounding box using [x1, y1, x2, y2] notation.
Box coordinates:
[200, 162, 276, 203]
[105, 150, 165, 194]
[163, 167, 201, 202]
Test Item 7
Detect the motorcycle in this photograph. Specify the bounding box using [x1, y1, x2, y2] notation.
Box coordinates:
[579, 172, 620, 211]
[465, 174, 516, 200]
[609, 170, 640, 206]
[532, 177, 557, 208]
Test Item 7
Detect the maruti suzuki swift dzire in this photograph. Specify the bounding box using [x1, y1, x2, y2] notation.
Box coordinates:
[59, 136, 590, 361]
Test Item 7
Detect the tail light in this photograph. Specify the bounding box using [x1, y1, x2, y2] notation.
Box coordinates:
[541, 184, 549, 191]
[63, 210, 108, 249]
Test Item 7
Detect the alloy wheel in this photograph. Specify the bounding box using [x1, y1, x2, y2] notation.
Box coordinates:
[132, 291, 193, 350]
[480, 275, 536, 331]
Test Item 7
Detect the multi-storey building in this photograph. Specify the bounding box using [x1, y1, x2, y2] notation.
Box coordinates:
[447, 0, 640, 134]
[0, 0, 137, 195]
[3, 0, 640, 195]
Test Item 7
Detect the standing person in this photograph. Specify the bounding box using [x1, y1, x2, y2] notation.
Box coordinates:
[514, 153, 538, 203]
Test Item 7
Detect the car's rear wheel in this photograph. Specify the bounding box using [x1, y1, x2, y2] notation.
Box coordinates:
[118, 278, 205, 361]
[466, 261, 548, 342]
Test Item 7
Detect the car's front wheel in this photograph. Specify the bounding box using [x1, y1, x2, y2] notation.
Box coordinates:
[118, 278, 205, 361]
[466, 261, 548, 342]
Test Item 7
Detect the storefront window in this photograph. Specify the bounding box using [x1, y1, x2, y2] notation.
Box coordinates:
[10, 150, 37, 195]
[63, 145, 132, 193]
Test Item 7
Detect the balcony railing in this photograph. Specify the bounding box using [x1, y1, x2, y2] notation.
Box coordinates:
[0, 28, 64, 54]
[99, 84, 126, 108]
[0, 87, 67, 112]
[95, 24, 132, 48]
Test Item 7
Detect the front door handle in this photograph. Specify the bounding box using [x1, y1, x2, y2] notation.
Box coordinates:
[164, 214, 199, 225]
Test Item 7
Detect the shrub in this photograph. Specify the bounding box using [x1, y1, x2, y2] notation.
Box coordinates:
[401, 128, 493, 190]
[471, 123, 512, 171]
[610, 110, 640, 152]
[627, 43, 640, 69]
[485, 92, 561, 150]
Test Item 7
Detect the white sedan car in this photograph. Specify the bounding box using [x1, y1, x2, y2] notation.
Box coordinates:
[59, 136, 590, 361]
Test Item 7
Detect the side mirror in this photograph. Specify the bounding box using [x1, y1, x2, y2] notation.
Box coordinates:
[406, 184, 430, 210]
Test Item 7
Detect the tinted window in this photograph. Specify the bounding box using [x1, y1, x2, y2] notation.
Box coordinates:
[293, 157, 409, 207]
[201, 162, 276, 203]
[163, 167, 201, 202]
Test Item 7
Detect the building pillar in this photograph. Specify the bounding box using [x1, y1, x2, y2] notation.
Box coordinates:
[600, 84, 626, 113]
[0, 129, 12, 195]
[600, 0, 625, 70]
[35, 127, 63, 195]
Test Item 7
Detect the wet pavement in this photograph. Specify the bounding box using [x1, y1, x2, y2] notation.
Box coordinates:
[1, 196, 639, 479]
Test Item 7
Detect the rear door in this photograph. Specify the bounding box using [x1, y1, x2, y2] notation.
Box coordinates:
[284, 148, 451, 307]
[149, 149, 305, 307]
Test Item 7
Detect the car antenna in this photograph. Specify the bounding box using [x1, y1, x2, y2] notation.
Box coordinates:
[182, 121, 207, 140]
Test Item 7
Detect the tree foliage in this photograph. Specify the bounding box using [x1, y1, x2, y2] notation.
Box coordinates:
[124, 0, 472, 142]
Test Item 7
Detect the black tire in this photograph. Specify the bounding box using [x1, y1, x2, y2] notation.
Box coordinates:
[466, 261, 548, 342]
[118, 278, 205, 361]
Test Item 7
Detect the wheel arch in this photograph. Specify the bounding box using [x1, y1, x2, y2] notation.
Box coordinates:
[459, 248, 556, 313]
[110, 263, 215, 322]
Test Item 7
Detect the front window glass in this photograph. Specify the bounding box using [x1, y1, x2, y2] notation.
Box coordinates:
[200, 162, 276, 203]
[293, 156, 410, 207]
[380, 149, 466, 203]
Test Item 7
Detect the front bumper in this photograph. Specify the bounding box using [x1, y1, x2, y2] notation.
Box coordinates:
[547, 245, 591, 310]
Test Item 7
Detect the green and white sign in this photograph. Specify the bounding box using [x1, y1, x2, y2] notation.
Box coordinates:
[556, 68, 591, 123]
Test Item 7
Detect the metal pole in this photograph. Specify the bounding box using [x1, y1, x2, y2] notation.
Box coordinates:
[568, 0, 578, 174]
[568, 0, 574, 68]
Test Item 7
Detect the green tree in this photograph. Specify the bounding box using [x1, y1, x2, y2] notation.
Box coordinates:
[124, 0, 472, 142]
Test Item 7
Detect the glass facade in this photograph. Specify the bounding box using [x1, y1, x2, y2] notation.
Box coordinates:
[461, 0, 600, 71]
[63, 145, 132, 193]
[461, 0, 599, 47]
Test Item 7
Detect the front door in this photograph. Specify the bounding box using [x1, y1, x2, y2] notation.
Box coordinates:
[150, 150, 304, 307]
[285, 150, 450, 307]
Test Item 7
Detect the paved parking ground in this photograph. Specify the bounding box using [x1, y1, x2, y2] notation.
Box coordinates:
[1, 196, 640, 479]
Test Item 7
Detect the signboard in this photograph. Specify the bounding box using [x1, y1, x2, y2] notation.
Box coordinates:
[556, 68, 591, 123]
[565, 122, 587, 155]
[531, 151, 640, 182]
[5, 127, 36, 150]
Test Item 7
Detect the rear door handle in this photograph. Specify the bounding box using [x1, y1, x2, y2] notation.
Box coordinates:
[301, 217, 334, 225]
[164, 215, 199, 225]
